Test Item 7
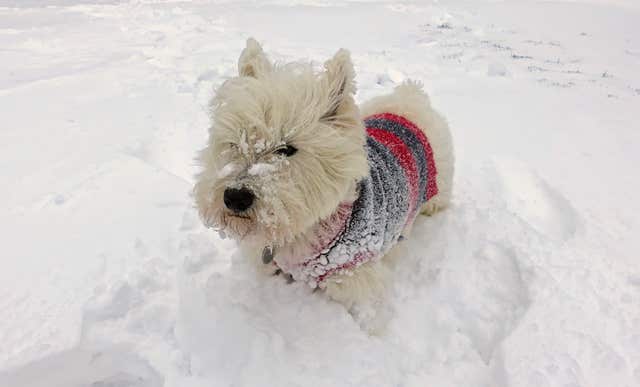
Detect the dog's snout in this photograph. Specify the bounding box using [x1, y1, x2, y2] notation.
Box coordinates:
[223, 187, 255, 213]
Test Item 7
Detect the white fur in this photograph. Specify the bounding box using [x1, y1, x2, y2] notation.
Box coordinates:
[194, 38, 454, 310]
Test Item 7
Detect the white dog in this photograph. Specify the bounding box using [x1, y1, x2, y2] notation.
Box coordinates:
[195, 38, 453, 308]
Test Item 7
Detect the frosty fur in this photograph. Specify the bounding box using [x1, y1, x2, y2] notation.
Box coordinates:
[194, 38, 454, 308]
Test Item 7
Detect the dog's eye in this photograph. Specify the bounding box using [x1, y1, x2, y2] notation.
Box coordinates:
[274, 145, 297, 157]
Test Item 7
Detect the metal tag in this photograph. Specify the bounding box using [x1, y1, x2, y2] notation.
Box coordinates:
[262, 246, 274, 264]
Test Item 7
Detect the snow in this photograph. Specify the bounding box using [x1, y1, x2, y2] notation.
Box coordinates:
[1, 0, 639, 386]
[247, 162, 277, 176]
[217, 162, 238, 178]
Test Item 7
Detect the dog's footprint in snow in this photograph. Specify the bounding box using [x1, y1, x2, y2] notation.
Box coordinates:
[446, 243, 531, 363]
[492, 158, 580, 242]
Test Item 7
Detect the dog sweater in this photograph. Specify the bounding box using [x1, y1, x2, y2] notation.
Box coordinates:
[274, 113, 438, 288]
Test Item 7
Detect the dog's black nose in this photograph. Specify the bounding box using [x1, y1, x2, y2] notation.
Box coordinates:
[223, 187, 255, 213]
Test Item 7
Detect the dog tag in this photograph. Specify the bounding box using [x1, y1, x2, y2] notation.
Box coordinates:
[262, 246, 274, 264]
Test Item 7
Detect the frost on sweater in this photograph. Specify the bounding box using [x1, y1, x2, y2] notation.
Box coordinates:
[274, 113, 438, 288]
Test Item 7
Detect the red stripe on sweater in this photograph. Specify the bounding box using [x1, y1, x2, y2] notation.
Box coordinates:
[366, 113, 438, 200]
[366, 127, 419, 219]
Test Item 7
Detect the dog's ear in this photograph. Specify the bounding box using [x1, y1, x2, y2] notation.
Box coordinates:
[238, 38, 272, 78]
[321, 49, 356, 124]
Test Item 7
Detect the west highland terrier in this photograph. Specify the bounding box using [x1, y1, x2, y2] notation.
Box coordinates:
[194, 38, 454, 309]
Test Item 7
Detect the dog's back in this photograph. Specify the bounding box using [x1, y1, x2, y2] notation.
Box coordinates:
[360, 82, 454, 215]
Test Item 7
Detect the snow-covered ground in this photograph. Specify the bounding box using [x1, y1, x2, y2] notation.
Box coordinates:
[1, 0, 639, 386]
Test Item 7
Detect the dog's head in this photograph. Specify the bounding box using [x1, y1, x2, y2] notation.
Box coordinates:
[194, 38, 369, 245]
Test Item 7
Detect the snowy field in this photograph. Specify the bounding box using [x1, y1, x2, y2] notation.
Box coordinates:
[1, 0, 639, 386]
